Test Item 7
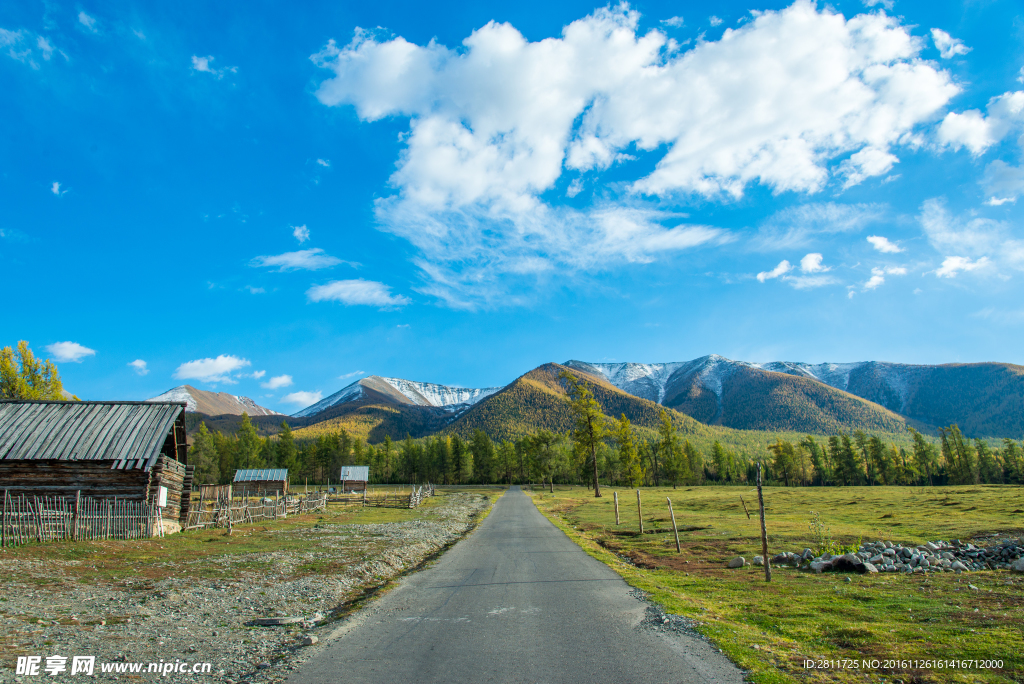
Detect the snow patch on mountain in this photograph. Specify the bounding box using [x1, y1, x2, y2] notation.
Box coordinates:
[292, 376, 501, 417]
[292, 381, 365, 417]
[147, 385, 282, 416]
[378, 377, 501, 408]
[564, 361, 684, 404]
[149, 386, 198, 412]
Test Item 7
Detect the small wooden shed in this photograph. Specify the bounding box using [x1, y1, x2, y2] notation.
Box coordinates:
[0, 400, 192, 528]
[233, 469, 288, 497]
[340, 465, 369, 492]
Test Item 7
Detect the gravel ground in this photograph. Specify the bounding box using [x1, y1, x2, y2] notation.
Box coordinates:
[0, 493, 491, 684]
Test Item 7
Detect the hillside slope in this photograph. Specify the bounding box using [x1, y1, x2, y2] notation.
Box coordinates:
[568, 358, 907, 435]
[445, 363, 712, 442]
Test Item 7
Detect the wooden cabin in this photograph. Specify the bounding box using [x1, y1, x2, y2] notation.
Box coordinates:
[0, 400, 192, 530]
[340, 465, 369, 493]
[232, 469, 288, 497]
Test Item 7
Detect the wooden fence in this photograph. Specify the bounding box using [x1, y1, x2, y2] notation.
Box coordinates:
[1, 490, 164, 548]
[332, 484, 435, 509]
[182, 492, 328, 530]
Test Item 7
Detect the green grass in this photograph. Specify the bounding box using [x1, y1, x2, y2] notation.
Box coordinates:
[529, 484, 1024, 683]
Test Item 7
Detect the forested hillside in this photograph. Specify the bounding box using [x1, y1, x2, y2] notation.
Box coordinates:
[446, 363, 711, 441]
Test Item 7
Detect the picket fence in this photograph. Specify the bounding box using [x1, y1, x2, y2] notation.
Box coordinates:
[1, 490, 165, 548]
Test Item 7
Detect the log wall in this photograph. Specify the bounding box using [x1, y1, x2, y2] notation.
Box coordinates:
[0, 461, 150, 499]
[148, 455, 186, 521]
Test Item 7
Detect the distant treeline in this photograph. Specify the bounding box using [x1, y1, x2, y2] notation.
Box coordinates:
[187, 413, 1024, 488]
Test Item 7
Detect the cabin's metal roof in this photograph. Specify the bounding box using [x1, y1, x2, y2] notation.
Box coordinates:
[0, 401, 185, 471]
[340, 465, 369, 480]
[233, 468, 288, 482]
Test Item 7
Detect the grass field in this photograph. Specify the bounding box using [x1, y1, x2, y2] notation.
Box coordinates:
[529, 484, 1024, 684]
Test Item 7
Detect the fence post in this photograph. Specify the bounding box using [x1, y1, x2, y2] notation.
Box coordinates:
[757, 462, 771, 583]
[636, 489, 643, 535]
[614, 491, 620, 525]
[72, 491, 81, 542]
[2, 489, 7, 548]
[667, 498, 681, 553]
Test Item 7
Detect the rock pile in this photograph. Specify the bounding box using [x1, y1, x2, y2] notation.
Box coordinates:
[726, 538, 1024, 575]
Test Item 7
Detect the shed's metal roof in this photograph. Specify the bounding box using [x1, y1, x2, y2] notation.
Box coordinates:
[340, 465, 369, 480]
[233, 469, 288, 482]
[0, 401, 185, 471]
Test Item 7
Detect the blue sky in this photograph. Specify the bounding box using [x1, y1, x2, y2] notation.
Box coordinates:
[2, 0, 1024, 412]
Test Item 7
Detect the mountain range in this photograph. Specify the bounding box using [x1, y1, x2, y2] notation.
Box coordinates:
[285, 356, 1024, 442]
[148, 385, 283, 417]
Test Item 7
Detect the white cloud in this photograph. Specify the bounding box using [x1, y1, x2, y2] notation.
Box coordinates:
[251, 248, 346, 271]
[935, 256, 991, 278]
[245, 285, 265, 294]
[838, 147, 898, 189]
[937, 91, 1024, 155]
[338, 370, 365, 379]
[919, 197, 1007, 257]
[78, 11, 98, 33]
[281, 390, 322, 407]
[799, 253, 829, 273]
[753, 202, 886, 250]
[250, 370, 266, 379]
[46, 341, 96, 363]
[757, 260, 792, 282]
[708, 16, 723, 26]
[292, 225, 310, 243]
[261, 374, 293, 389]
[312, 2, 958, 306]
[51, 182, 67, 196]
[986, 196, 1015, 206]
[128, 359, 149, 376]
[784, 274, 838, 289]
[930, 28, 970, 59]
[661, 16, 684, 28]
[982, 160, 1024, 203]
[0, 28, 60, 68]
[174, 354, 251, 384]
[190, 55, 238, 79]
[316, 158, 330, 167]
[863, 265, 906, 290]
[307, 279, 411, 308]
[867, 235, 902, 253]
[862, 0, 894, 9]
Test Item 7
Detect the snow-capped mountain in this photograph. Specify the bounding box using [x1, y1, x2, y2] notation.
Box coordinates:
[566, 356, 928, 414]
[147, 385, 283, 416]
[293, 375, 501, 417]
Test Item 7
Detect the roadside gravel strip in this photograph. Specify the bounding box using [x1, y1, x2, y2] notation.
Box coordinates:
[0, 493, 492, 684]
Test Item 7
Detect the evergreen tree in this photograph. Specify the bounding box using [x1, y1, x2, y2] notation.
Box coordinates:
[615, 414, 645, 488]
[276, 421, 297, 473]
[235, 412, 265, 470]
[800, 435, 827, 485]
[1002, 439, 1024, 484]
[470, 429, 494, 483]
[190, 422, 220, 485]
[0, 341, 75, 400]
[451, 434, 466, 484]
[559, 371, 607, 497]
[975, 439, 1001, 484]
[683, 440, 704, 485]
[910, 428, 938, 486]
[940, 425, 978, 485]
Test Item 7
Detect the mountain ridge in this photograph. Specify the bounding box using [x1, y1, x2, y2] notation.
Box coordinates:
[147, 385, 282, 417]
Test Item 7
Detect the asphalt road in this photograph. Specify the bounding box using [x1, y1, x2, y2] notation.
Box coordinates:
[291, 486, 744, 684]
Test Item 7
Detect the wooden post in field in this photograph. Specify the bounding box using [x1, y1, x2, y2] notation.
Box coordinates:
[73, 490, 81, 541]
[614, 491, 620, 525]
[757, 462, 771, 583]
[667, 498, 681, 553]
[2, 489, 7, 548]
[740, 497, 751, 520]
[636, 489, 643, 535]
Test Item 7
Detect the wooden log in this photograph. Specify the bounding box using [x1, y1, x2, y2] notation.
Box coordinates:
[667, 498, 681, 553]
[636, 489, 643, 535]
[614, 491, 620, 525]
[2, 489, 8, 548]
[740, 497, 751, 520]
[757, 462, 771, 583]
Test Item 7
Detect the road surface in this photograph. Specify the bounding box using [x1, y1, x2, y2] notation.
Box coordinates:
[290, 486, 744, 684]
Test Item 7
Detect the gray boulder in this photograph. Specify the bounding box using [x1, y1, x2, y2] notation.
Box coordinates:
[1011, 558, 1024, 574]
[727, 556, 746, 569]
